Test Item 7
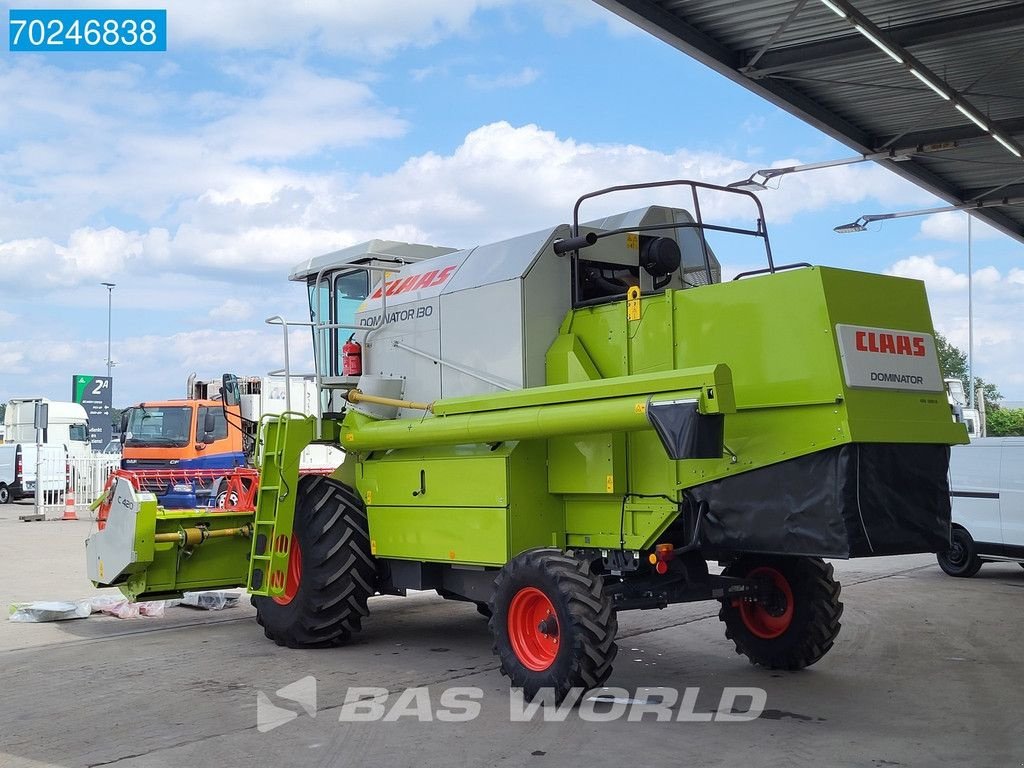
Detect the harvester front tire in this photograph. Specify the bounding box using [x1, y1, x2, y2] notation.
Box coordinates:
[252, 475, 377, 648]
[719, 555, 842, 671]
[937, 527, 983, 578]
[489, 549, 617, 703]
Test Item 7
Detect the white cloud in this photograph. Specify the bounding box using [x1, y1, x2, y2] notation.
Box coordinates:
[466, 67, 541, 90]
[209, 298, 254, 323]
[886, 255, 968, 292]
[887, 254, 1024, 400]
[919, 211, 1003, 242]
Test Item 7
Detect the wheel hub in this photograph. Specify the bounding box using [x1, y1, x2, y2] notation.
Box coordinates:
[507, 587, 560, 672]
[737, 566, 794, 640]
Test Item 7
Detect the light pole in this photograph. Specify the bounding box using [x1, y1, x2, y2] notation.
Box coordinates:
[101, 282, 115, 379]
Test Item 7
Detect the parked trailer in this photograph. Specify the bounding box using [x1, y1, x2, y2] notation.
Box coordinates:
[88, 180, 966, 701]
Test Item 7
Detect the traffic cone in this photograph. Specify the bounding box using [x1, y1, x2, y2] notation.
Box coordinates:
[62, 490, 78, 521]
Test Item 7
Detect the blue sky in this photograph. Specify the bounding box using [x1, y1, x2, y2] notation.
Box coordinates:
[1, 0, 1022, 406]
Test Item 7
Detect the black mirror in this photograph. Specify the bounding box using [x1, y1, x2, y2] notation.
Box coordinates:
[204, 410, 216, 435]
[119, 410, 130, 443]
[221, 373, 241, 407]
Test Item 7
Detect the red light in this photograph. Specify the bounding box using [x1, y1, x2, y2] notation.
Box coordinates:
[655, 561, 669, 575]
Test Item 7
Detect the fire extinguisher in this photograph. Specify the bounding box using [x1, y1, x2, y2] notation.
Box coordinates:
[342, 334, 363, 376]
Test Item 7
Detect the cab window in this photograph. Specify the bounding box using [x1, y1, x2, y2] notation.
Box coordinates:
[196, 406, 229, 443]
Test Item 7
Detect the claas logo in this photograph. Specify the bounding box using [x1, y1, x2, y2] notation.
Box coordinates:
[370, 265, 457, 299]
[855, 330, 926, 357]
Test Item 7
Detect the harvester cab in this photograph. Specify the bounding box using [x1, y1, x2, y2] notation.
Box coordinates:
[87, 179, 967, 702]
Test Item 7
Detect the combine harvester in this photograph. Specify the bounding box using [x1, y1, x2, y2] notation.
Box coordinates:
[88, 180, 966, 700]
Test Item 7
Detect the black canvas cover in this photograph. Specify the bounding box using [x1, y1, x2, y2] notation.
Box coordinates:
[688, 443, 951, 558]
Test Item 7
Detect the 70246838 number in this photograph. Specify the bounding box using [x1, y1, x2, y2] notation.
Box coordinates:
[9, 10, 167, 52]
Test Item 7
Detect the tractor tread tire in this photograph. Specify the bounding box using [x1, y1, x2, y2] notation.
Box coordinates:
[252, 476, 376, 649]
[719, 556, 843, 671]
[489, 548, 618, 703]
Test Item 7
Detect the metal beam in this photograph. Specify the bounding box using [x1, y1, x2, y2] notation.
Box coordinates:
[748, 4, 1024, 77]
[874, 117, 1024, 151]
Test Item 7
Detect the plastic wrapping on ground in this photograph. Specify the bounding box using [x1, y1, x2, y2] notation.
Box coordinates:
[689, 443, 952, 558]
[8, 601, 93, 623]
[180, 591, 240, 610]
[8, 591, 241, 622]
[88, 596, 169, 619]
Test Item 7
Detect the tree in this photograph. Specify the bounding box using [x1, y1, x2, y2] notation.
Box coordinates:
[0, 402, 5, 422]
[987, 408, 1024, 437]
[934, 332, 1001, 411]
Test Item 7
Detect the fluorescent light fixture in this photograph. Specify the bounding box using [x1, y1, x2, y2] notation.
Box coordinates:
[819, 0, 847, 18]
[834, 219, 867, 234]
[992, 133, 1023, 158]
[854, 24, 903, 64]
[956, 104, 989, 132]
[909, 68, 950, 100]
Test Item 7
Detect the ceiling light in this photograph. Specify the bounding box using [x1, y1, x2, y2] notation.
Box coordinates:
[909, 68, 950, 100]
[992, 133, 1023, 158]
[819, 0, 847, 18]
[726, 177, 768, 191]
[955, 104, 989, 132]
[854, 25, 903, 64]
[834, 219, 867, 234]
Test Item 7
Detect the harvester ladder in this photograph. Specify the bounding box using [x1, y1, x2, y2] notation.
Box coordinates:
[247, 413, 316, 597]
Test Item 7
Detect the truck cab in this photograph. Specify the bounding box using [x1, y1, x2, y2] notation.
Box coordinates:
[120, 399, 243, 471]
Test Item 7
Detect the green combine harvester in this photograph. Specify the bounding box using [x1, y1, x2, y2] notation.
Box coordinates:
[87, 180, 966, 701]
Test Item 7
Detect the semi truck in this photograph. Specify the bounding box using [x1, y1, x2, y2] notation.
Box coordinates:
[87, 180, 966, 701]
[3, 398, 91, 458]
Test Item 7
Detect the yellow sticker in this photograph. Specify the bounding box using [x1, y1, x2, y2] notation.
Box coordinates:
[606, 474, 614, 493]
[626, 285, 641, 321]
[370, 539, 377, 555]
[626, 233, 639, 249]
[98, 560, 104, 579]
[448, 550, 456, 560]
[634, 402, 646, 414]
[366, 490, 373, 504]
[344, 433, 354, 442]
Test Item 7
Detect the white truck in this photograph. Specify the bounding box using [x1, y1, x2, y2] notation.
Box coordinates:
[3, 398, 92, 458]
[188, 374, 342, 471]
[937, 436, 1024, 576]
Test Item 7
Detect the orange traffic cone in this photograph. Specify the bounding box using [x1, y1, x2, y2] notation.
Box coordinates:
[62, 490, 78, 521]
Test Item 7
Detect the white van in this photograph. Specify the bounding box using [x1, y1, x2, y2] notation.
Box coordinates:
[0, 443, 68, 503]
[938, 436, 1024, 576]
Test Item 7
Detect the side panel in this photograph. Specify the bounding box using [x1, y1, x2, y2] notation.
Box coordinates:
[1000, 440, 1024, 547]
[439, 279, 524, 398]
[368, 506, 509, 566]
[950, 440, 1004, 545]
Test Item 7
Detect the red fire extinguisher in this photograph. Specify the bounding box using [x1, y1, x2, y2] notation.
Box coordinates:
[342, 334, 363, 376]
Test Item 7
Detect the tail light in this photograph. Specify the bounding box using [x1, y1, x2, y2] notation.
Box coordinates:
[15, 446, 22, 481]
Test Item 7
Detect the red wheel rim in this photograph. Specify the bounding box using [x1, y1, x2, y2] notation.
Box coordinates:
[272, 538, 302, 606]
[738, 566, 794, 639]
[507, 587, 560, 671]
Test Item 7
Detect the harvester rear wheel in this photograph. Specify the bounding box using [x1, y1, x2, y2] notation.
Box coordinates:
[719, 555, 842, 670]
[489, 549, 617, 703]
[252, 475, 377, 648]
